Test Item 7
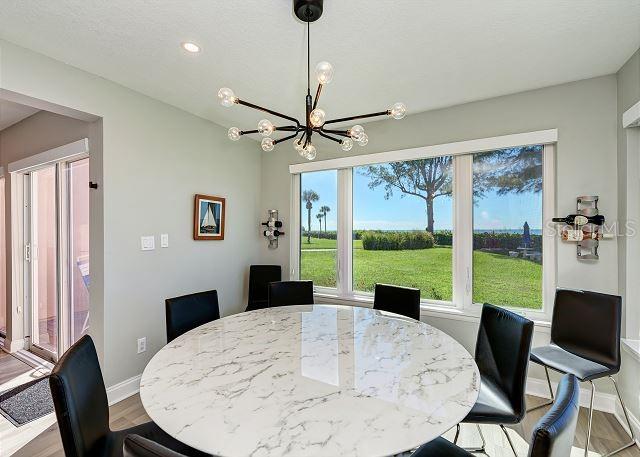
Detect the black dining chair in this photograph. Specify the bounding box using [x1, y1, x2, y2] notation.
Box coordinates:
[49, 335, 207, 457]
[165, 290, 220, 342]
[124, 435, 188, 457]
[411, 374, 580, 457]
[268, 280, 314, 307]
[373, 283, 421, 320]
[246, 265, 282, 311]
[453, 303, 534, 456]
[528, 288, 636, 456]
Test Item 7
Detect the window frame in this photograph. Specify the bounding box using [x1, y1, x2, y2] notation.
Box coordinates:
[290, 130, 557, 322]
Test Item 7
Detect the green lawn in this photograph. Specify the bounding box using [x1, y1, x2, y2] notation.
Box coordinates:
[300, 243, 542, 309]
[300, 237, 362, 250]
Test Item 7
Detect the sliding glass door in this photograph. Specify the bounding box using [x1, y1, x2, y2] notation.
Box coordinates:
[24, 157, 89, 361]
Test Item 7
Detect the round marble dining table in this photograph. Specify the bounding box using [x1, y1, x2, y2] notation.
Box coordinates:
[140, 304, 479, 457]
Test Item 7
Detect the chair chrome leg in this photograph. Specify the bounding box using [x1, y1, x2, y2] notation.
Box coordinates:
[602, 376, 638, 457]
[527, 366, 555, 413]
[585, 380, 595, 457]
[459, 424, 487, 453]
[500, 425, 518, 457]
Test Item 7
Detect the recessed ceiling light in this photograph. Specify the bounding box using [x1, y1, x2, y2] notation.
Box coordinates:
[181, 42, 201, 53]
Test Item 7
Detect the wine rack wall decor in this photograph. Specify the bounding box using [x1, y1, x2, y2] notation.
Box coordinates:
[262, 210, 285, 249]
[552, 196, 611, 260]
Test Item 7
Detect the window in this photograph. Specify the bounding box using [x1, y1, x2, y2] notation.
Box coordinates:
[472, 147, 543, 310]
[352, 158, 453, 301]
[300, 170, 338, 288]
[291, 130, 556, 319]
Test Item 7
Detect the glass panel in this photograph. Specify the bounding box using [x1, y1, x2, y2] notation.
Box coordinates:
[472, 146, 543, 310]
[32, 166, 58, 354]
[68, 159, 90, 343]
[353, 157, 454, 301]
[0, 178, 5, 336]
[300, 170, 338, 288]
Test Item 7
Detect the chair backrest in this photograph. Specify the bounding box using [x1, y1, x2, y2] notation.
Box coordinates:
[165, 290, 220, 342]
[528, 374, 580, 457]
[373, 283, 421, 320]
[248, 265, 282, 310]
[268, 280, 314, 307]
[49, 335, 110, 457]
[551, 288, 622, 371]
[123, 435, 187, 457]
[475, 303, 534, 422]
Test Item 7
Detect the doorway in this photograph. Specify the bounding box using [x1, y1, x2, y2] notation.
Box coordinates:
[22, 156, 89, 361]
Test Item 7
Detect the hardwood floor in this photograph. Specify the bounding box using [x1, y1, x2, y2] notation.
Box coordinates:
[1, 350, 638, 457]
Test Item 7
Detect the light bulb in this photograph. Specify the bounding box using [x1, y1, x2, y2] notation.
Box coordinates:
[341, 137, 353, 151]
[258, 119, 274, 136]
[217, 87, 237, 107]
[350, 124, 365, 140]
[305, 143, 317, 160]
[295, 140, 305, 155]
[261, 137, 275, 152]
[309, 108, 326, 127]
[357, 133, 369, 146]
[228, 127, 241, 141]
[315, 61, 334, 85]
[390, 102, 407, 120]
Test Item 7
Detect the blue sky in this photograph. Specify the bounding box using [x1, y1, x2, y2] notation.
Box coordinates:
[301, 168, 542, 232]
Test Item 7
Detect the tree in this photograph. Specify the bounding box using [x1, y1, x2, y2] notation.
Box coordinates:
[362, 146, 543, 233]
[316, 213, 323, 231]
[473, 146, 543, 198]
[362, 157, 452, 233]
[302, 189, 319, 243]
[320, 205, 331, 232]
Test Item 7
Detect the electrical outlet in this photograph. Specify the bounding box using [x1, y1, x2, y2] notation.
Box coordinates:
[160, 233, 169, 248]
[137, 337, 146, 354]
[141, 236, 155, 251]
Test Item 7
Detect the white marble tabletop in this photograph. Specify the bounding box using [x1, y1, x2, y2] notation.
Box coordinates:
[140, 304, 479, 457]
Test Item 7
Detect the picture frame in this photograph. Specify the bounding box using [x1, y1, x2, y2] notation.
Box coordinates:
[194, 194, 226, 240]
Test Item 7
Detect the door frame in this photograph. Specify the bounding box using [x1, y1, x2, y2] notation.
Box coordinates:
[9, 139, 89, 361]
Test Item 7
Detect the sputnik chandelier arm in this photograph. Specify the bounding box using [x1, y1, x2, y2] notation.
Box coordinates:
[219, 0, 407, 161]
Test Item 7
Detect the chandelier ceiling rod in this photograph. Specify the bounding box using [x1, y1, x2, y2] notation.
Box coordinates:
[217, 0, 407, 161]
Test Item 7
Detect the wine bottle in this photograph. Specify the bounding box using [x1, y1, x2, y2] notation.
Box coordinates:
[263, 229, 285, 237]
[552, 214, 605, 226]
[561, 227, 613, 242]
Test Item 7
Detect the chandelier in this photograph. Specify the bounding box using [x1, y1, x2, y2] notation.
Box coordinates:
[218, 0, 407, 161]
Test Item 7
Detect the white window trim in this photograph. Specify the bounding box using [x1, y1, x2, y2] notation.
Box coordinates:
[291, 130, 557, 323]
[8, 138, 89, 173]
[290, 129, 557, 173]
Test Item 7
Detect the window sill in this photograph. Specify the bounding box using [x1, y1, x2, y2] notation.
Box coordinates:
[622, 339, 640, 364]
[313, 292, 551, 331]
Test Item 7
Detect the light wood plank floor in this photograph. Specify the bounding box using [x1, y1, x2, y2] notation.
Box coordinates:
[2, 351, 638, 457]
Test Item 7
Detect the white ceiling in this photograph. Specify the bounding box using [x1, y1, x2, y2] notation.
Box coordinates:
[0, 0, 638, 132]
[0, 99, 39, 131]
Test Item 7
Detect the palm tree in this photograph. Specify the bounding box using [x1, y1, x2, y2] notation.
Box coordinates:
[302, 189, 319, 244]
[316, 213, 323, 232]
[320, 205, 331, 232]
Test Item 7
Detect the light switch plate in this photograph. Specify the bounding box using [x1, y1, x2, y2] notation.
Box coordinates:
[160, 233, 169, 248]
[141, 236, 155, 251]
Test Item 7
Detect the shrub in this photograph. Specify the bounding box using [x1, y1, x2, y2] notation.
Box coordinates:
[361, 231, 435, 250]
[473, 232, 542, 251]
[434, 230, 453, 246]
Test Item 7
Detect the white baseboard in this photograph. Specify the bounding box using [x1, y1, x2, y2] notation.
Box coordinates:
[106, 374, 142, 406]
[526, 377, 617, 413]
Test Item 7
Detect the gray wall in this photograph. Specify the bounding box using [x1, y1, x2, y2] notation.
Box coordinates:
[260, 75, 620, 395]
[616, 48, 640, 424]
[0, 39, 263, 386]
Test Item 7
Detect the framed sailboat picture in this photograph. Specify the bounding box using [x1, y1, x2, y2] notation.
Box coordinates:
[194, 194, 226, 240]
